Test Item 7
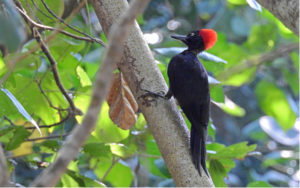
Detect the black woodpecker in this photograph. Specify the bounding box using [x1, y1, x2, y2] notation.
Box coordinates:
[164, 29, 217, 176]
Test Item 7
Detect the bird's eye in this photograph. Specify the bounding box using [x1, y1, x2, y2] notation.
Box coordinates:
[190, 33, 195, 36]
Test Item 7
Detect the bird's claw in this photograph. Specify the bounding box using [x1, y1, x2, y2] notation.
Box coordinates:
[138, 89, 167, 107]
[138, 89, 166, 100]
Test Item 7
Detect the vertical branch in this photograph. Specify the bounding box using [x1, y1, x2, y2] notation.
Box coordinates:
[0, 146, 12, 187]
[91, 0, 214, 186]
[29, 0, 150, 186]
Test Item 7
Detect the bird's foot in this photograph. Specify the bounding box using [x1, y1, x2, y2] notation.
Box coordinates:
[138, 89, 167, 99]
[138, 89, 167, 107]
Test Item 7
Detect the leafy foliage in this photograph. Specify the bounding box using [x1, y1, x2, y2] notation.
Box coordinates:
[0, 0, 298, 187]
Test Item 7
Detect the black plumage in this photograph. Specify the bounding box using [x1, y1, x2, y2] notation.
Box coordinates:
[165, 30, 216, 176]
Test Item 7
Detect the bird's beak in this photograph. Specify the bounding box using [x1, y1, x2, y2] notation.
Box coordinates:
[171, 35, 187, 43]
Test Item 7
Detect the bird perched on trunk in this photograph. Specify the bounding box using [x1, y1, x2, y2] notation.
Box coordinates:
[161, 29, 217, 176]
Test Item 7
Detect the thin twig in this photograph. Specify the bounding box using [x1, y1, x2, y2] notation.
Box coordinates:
[35, 78, 68, 111]
[40, 0, 104, 45]
[30, 0, 151, 186]
[25, 113, 71, 130]
[3, 116, 14, 126]
[0, 0, 91, 86]
[25, 133, 68, 142]
[32, 28, 82, 116]
[16, 7, 105, 46]
[30, 0, 54, 21]
[100, 156, 120, 182]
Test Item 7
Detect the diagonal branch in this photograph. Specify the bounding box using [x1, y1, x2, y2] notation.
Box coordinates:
[40, 0, 104, 45]
[91, 0, 214, 186]
[217, 43, 299, 81]
[32, 28, 83, 116]
[16, 6, 105, 46]
[29, 0, 150, 186]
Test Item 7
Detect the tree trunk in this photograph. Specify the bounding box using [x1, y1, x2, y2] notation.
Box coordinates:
[91, 0, 214, 187]
[257, 0, 299, 36]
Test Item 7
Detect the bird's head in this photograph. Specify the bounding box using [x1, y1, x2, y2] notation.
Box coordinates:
[171, 29, 217, 52]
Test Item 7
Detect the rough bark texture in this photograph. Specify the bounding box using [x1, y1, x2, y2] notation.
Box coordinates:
[0, 146, 12, 187]
[92, 0, 214, 187]
[257, 0, 299, 36]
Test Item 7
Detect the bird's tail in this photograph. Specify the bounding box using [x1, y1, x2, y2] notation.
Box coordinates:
[190, 125, 209, 177]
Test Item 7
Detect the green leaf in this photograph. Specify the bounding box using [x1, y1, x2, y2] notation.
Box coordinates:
[213, 142, 257, 159]
[139, 139, 166, 178]
[222, 67, 256, 86]
[74, 95, 130, 143]
[247, 181, 272, 187]
[290, 52, 299, 70]
[39, 140, 60, 151]
[19, 0, 64, 27]
[1, 88, 41, 135]
[4, 75, 61, 125]
[76, 66, 92, 87]
[0, 55, 7, 77]
[62, 170, 105, 187]
[227, 0, 247, 5]
[5, 126, 31, 150]
[244, 24, 277, 53]
[83, 142, 110, 158]
[154, 158, 171, 178]
[95, 161, 133, 187]
[0, 125, 14, 143]
[282, 69, 298, 96]
[210, 85, 224, 103]
[109, 143, 137, 158]
[209, 159, 227, 187]
[96, 102, 130, 143]
[207, 123, 216, 140]
[255, 80, 296, 130]
[214, 98, 246, 117]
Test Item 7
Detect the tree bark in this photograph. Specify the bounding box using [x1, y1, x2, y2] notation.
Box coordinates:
[0, 146, 12, 187]
[256, 0, 299, 36]
[91, 0, 214, 187]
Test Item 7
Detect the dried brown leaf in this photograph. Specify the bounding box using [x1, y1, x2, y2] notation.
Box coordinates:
[107, 72, 138, 129]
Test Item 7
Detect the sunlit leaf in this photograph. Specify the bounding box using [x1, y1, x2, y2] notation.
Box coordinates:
[210, 85, 224, 102]
[74, 94, 130, 143]
[247, 181, 272, 187]
[255, 81, 296, 130]
[76, 66, 92, 87]
[227, 0, 247, 5]
[213, 97, 246, 117]
[1, 88, 41, 135]
[209, 159, 227, 187]
[109, 143, 137, 158]
[95, 161, 133, 187]
[211, 141, 257, 159]
[5, 126, 31, 150]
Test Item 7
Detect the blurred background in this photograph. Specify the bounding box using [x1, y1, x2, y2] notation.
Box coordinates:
[0, 0, 298, 187]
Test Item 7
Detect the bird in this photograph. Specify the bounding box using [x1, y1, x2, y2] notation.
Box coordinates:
[163, 29, 217, 176]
